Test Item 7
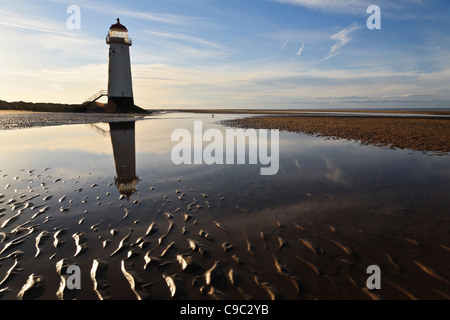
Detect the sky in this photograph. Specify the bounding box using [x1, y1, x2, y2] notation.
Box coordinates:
[0, 0, 449, 109]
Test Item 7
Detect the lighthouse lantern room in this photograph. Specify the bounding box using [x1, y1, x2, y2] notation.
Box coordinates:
[106, 18, 134, 112]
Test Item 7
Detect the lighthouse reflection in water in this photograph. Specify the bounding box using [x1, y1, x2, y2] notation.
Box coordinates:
[109, 121, 138, 199]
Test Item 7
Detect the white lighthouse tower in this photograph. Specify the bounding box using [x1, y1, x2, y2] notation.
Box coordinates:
[106, 18, 134, 112]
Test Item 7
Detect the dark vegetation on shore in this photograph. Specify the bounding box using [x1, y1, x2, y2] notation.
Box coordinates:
[0, 99, 149, 114]
[0, 99, 89, 112]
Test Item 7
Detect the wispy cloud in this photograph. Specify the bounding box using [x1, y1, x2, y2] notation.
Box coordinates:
[274, 0, 371, 14]
[0, 7, 66, 35]
[280, 38, 290, 50]
[47, 0, 204, 26]
[296, 42, 305, 56]
[3, 58, 450, 108]
[110, 9, 205, 26]
[141, 30, 230, 64]
[316, 22, 361, 63]
[273, 0, 443, 20]
[129, 62, 450, 108]
[0, 6, 105, 63]
[146, 30, 225, 51]
[327, 22, 360, 58]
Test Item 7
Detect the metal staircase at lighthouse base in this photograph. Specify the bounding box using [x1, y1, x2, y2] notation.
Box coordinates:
[83, 90, 108, 105]
[81, 89, 149, 114]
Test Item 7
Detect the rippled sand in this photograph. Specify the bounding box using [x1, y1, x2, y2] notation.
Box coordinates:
[0, 111, 449, 300]
[0, 166, 449, 300]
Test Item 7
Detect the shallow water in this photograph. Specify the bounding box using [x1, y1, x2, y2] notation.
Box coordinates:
[0, 112, 449, 300]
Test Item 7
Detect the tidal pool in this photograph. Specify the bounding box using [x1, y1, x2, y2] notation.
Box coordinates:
[0, 112, 448, 300]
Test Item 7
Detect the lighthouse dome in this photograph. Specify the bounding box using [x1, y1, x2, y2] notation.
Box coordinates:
[106, 18, 132, 45]
[109, 18, 128, 31]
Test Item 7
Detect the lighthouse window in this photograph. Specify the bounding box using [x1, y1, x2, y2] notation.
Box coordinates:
[108, 30, 131, 45]
[109, 30, 128, 39]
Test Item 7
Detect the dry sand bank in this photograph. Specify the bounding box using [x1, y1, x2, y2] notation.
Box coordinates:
[222, 115, 450, 153]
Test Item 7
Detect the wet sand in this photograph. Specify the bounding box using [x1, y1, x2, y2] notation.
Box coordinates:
[0, 168, 449, 300]
[222, 115, 450, 153]
[0, 111, 149, 130]
[0, 112, 449, 301]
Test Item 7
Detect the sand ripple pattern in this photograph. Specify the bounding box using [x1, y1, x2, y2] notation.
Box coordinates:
[0, 166, 449, 300]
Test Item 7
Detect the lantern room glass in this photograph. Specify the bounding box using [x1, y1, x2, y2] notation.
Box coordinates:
[107, 29, 132, 45]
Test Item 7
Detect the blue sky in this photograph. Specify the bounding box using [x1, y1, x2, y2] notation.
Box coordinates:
[1, 0, 449, 109]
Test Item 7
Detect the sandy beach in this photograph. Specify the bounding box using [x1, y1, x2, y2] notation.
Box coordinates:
[0, 111, 449, 301]
[222, 115, 450, 153]
[0, 111, 150, 130]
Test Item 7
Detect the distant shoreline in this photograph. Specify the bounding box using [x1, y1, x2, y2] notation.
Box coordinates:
[163, 108, 450, 116]
[2, 98, 449, 116]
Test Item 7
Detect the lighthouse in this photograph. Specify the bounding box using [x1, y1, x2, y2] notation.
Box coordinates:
[106, 18, 134, 112]
[109, 121, 138, 198]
